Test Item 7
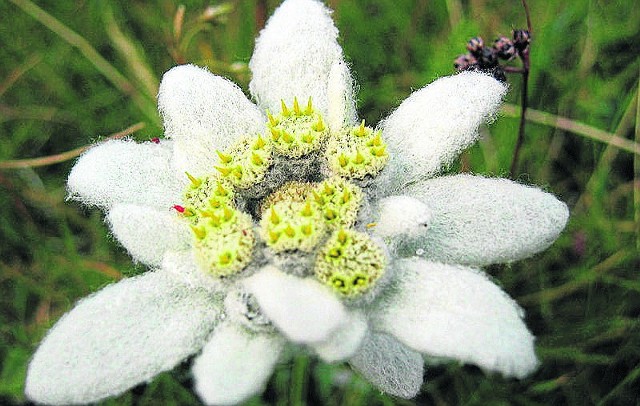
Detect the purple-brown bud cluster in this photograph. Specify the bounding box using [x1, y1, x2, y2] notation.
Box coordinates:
[494, 36, 516, 60]
[513, 29, 531, 52]
[454, 29, 530, 82]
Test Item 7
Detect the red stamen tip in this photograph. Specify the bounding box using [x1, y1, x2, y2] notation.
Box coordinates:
[173, 205, 185, 213]
[151, 137, 160, 144]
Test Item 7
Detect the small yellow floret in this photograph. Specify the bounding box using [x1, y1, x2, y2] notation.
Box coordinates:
[324, 123, 389, 179]
[215, 135, 273, 189]
[315, 229, 385, 298]
[259, 198, 326, 253]
[267, 99, 328, 158]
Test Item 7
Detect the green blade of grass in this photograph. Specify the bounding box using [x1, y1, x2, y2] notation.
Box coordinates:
[8, 0, 160, 127]
[103, 6, 159, 99]
[501, 103, 640, 156]
[0, 122, 145, 169]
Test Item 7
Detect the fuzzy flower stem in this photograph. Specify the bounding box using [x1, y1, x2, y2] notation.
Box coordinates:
[509, 0, 532, 178]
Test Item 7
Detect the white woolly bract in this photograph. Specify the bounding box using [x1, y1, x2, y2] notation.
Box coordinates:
[372, 195, 432, 239]
[327, 60, 358, 131]
[193, 323, 283, 406]
[243, 266, 347, 344]
[67, 139, 182, 210]
[25, 271, 221, 405]
[249, 0, 345, 117]
[378, 71, 507, 193]
[349, 333, 424, 399]
[403, 174, 570, 266]
[372, 259, 538, 379]
[161, 250, 223, 294]
[158, 64, 265, 176]
[313, 311, 368, 363]
[107, 204, 190, 266]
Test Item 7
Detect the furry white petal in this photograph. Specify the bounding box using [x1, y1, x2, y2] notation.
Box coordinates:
[107, 204, 190, 266]
[25, 271, 221, 405]
[377, 71, 507, 193]
[313, 311, 368, 363]
[249, 0, 347, 117]
[158, 64, 265, 176]
[372, 259, 538, 379]
[243, 265, 348, 344]
[161, 250, 223, 294]
[371, 195, 433, 240]
[193, 323, 283, 406]
[402, 174, 569, 265]
[327, 60, 358, 131]
[349, 333, 424, 399]
[67, 139, 182, 210]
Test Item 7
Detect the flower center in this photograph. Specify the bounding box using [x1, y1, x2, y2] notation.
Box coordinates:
[315, 229, 385, 298]
[267, 97, 327, 158]
[325, 120, 388, 179]
[191, 205, 255, 277]
[175, 99, 389, 298]
[214, 135, 272, 190]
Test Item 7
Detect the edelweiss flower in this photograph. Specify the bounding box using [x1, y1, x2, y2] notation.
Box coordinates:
[25, 0, 569, 405]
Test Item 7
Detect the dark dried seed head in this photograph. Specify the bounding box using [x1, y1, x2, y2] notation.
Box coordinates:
[478, 46, 498, 69]
[466, 36, 484, 56]
[513, 29, 531, 51]
[494, 36, 516, 60]
[454, 54, 477, 71]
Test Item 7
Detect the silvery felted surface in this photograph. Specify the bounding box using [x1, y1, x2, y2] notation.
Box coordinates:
[377, 71, 507, 194]
[401, 174, 569, 265]
[158, 65, 265, 176]
[27, 1, 571, 404]
[25, 271, 220, 404]
[350, 332, 424, 399]
[67, 139, 183, 210]
[372, 259, 538, 378]
[250, 0, 345, 118]
[193, 323, 284, 406]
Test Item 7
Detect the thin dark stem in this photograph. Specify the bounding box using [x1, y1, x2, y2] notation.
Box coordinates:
[522, 0, 532, 33]
[255, 0, 267, 31]
[503, 66, 525, 74]
[509, 0, 532, 178]
[509, 60, 529, 177]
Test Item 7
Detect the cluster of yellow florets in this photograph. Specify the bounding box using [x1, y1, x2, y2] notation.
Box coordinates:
[259, 199, 326, 253]
[315, 229, 386, 298]
[182, 174, 234, 217]
[258, 178, 362, 252]
[325, 120, 389, 179]
[258, 178, 384, 298]
[191, 206, 255, 277]
[267, 98, 327, 158]
[312, 177, 363, 229]
[175, 98, 389, 297]
[214, 135, 272, 190]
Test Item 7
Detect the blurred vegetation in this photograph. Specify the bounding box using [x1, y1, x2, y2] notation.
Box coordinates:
[1, 0, 638, 405]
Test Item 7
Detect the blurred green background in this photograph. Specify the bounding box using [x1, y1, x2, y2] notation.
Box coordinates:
[1, 0, 639, 404]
